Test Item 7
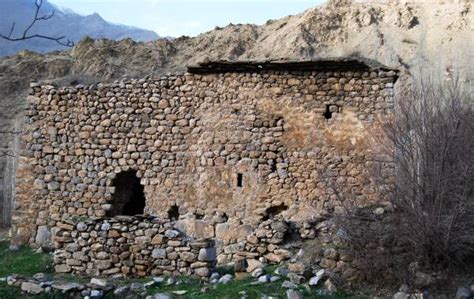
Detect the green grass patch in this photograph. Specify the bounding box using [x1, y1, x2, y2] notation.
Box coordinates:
[0, 241, 53, 277]
[144, 276, 353, 299]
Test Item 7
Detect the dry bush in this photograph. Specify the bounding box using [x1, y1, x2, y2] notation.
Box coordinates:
[335, 72, 474, 286]
[384, 74, 473, 269]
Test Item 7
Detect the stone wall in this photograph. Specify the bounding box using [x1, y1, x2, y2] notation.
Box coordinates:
[51, 214, 359, 280]
[12, 60, 398, 257]
[52, 216, 216, 277]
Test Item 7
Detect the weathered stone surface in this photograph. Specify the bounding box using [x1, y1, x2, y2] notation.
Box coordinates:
[21, 282, 43, 294]
[35, 225, 51, 247]
[194, 267, 210, 277]
[151, 248, 167, 259]
[175, 219, 215, 239]
[164, 230, 180, 239]
[90, 278, 108, 287]
[14, 65, 398, 283]
[198, 247, 216, 262]
[54, 264, 71, 273]
[246, 259, 263, 273]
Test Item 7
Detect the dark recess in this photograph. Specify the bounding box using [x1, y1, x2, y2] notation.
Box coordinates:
[262, 203, 288, 221]
[323, 104, 333, 120]
[108, 170, 146, 216]
[168, 204, 180, 221]
[237, 173, 243, 187]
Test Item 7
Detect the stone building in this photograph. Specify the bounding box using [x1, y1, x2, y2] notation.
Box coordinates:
[11, 58, 398, 276]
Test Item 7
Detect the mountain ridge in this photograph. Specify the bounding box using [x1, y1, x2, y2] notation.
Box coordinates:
[0, 0, 472, 96]
[0, 0, 159, 56]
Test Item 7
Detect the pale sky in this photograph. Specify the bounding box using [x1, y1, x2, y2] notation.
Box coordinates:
[49, 0, 325, 37]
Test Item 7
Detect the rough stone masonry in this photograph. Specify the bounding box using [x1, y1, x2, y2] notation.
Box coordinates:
[11, 58, 398, 277]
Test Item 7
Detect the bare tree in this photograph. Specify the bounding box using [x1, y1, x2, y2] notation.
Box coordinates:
[332, 71, 473, 288]
[383, 73, 474, 268]
[0, 0, 74, 47]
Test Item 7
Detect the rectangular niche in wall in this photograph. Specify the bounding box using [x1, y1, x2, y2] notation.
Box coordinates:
[237, 173, 243, 188]
[107, 169, 146, 216]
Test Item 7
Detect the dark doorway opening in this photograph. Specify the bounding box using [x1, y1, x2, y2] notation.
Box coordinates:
[107, 169, 145, 216]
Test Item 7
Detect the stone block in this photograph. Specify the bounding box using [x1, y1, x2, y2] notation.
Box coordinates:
[152, 248, 167, 259]
[198, 247, 216, 262]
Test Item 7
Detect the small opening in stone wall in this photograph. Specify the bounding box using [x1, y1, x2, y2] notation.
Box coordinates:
[270, 160, 277, 173]
[237, 173, 243, 188]
[222, 213, 229, 222]
[323, 104, 333, 120]
[108, 169, 146, 217]
[262, 203, 288, 221]
[195, 212, 204, 220]
[168, 204, 180, 221]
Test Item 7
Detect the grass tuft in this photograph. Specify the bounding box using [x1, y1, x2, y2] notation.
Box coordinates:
[0, 241, 53, 277]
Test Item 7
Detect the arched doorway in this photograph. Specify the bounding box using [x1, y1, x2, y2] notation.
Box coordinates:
[107, 169, 146, 216]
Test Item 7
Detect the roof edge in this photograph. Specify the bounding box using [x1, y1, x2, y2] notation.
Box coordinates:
[187, 57, 398, 74]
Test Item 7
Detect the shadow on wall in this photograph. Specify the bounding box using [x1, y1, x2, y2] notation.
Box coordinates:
[107, 170, 146, 217]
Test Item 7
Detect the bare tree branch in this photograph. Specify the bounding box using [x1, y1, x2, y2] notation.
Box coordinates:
[0, 0, 74, 47]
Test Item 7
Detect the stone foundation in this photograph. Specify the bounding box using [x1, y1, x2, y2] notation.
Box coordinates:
[51, 212, 369, 281]
[52, 216, 216, 277]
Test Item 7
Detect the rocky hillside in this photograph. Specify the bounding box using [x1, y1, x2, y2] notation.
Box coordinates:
[1, 0, 472, 92]
[0, 0, 159, 56]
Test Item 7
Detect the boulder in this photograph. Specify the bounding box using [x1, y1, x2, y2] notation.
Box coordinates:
[21, 282, 43, 294]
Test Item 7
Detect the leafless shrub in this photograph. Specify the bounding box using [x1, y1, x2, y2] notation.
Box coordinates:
[384, 73, 473, 269]
[334, 71, 473, 287]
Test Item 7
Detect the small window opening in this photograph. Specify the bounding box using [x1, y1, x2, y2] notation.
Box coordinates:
[270, 160, 277, 173]
[195, 212, 204, 220]
[108, 169, 145, 216]
[168, 204, 180, 221]
[237, 173, 243, 188]
[323, 104, 333, 120]
[262, 203, 288, 221]
[221, 213, 229, 222]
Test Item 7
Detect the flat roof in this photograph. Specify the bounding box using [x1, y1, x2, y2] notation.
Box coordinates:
[187, 58, 397, 74]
